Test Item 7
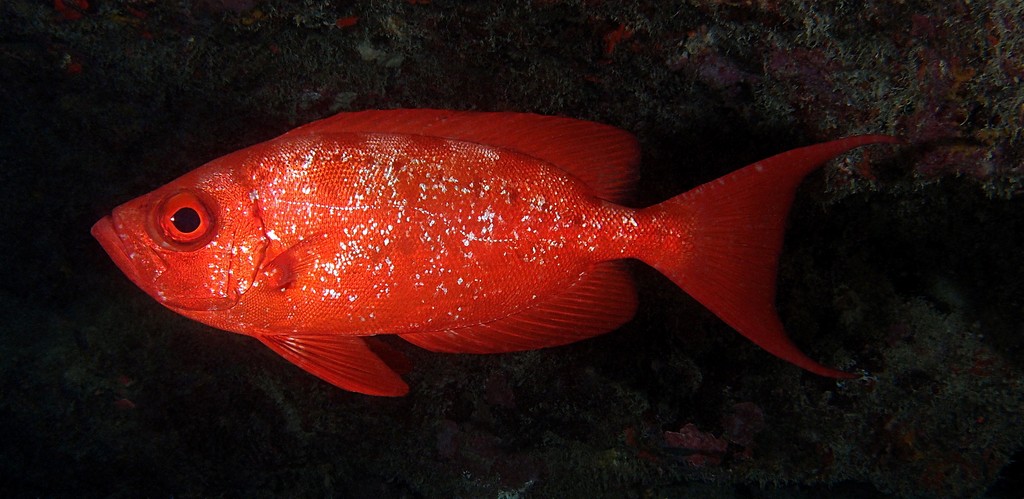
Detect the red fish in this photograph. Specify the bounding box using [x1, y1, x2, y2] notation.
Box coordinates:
[91, 110, 897, 396]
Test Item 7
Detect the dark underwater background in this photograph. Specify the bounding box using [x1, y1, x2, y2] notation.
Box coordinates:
[1, 1, 1022, 497]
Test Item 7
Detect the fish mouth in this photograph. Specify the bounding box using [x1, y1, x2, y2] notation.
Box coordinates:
[91, 215, 151, 291]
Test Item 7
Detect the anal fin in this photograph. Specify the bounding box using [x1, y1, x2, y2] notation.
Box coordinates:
[399, 261, 637, 353]
[258, 334, 409, 396]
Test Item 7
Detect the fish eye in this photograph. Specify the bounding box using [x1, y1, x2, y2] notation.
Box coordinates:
[155, 190, 216, 248]
[170, 206, 201, 233]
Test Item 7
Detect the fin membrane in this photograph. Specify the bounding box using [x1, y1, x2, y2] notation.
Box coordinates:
[400, 261, 637, 353]
[638, 135, 900, 378]
[258, 334, 409, 396]
[281, 109, 640, 203]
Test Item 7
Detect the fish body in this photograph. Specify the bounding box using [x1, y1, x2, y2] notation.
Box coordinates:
[92, 110, 897, 395]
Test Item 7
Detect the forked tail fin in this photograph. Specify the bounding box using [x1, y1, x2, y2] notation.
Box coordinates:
[636, 135, 899, 377]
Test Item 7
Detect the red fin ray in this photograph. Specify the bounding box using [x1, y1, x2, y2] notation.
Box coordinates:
[399, 261, 637, 353]
[637, 135, 900, 378]
[282, 109, 640, 203]
[258, 334, 408, 396]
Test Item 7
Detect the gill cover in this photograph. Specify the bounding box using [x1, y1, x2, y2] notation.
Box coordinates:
[95, 155, 269, 313]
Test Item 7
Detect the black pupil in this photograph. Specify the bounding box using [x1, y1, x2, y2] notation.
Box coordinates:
[170, 207, 201, 233]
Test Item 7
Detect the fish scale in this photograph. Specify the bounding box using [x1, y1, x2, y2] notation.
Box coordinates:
[239, 133, 632, 336]
[92, 109, 899, 396]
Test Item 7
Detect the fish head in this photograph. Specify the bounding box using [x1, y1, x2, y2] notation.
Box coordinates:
[92, 155, 268, 313]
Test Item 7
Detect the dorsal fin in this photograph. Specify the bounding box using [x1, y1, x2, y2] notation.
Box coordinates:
[398, 261, 637, 353]
[257, 334, 409, 396]
[281, 109, 640, 203]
